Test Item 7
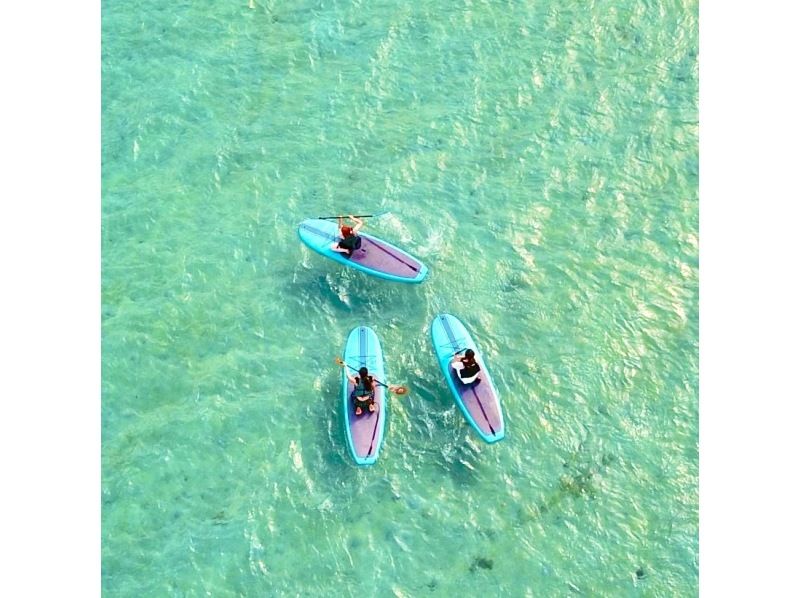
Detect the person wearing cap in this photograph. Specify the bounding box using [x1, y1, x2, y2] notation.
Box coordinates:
[451, 349, 481, 384]
[330, 215, 364, 257]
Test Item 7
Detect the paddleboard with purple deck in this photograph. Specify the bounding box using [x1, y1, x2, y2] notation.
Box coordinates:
[342, 326, 387, 466]
[298, 218, 428, 283]
[430, 314, 505, 443]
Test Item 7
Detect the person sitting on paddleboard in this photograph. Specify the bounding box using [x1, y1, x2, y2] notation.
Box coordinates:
[346, 366, 376, 416]
[451, 349, 481, 384]
[330, 215, 364, 257]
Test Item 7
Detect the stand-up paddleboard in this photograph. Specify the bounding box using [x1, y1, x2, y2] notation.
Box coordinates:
[298, 218, 428, 284]
[342, 326, 387, 466]
[430, 314, 505, 443]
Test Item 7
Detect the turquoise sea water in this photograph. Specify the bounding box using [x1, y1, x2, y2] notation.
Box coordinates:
[102, 0, 698, 595]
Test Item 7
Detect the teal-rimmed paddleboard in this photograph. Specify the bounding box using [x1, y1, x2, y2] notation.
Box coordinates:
[430, 314, 505, 443]
[341, 326, 387, 465]
[298, 218, 428, 283]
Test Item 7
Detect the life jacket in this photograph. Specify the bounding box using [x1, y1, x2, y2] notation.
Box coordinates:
[338, 234, 362, 251]
[354, 376, 375, 398]
[459, 357, 481, 379]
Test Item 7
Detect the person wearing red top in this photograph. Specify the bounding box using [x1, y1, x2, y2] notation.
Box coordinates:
[330, 215, 365, 257]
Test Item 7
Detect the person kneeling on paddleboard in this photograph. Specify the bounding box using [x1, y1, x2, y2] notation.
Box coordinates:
[330, 215, 364, 257]
[451, 349, 481, 384]
[346, 366, 376, 415]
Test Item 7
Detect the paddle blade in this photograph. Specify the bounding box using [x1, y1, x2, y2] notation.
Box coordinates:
[392, 386, 409, 396]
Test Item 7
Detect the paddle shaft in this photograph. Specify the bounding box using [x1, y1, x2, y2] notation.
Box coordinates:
[318, 213, 381, 220]
[339, 360, 393, 391]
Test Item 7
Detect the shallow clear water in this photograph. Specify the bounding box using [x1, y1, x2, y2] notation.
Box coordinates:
[102, 0, 698, 595]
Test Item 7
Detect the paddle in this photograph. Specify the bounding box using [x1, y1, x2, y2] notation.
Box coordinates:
[335, 357, 408, 395]
[318, 211, 390, 220]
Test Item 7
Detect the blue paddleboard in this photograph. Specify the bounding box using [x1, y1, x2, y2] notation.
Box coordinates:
[430, 314, 505, 443]
[341, 326, 388, 466]
[298, 218, 428, 284]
